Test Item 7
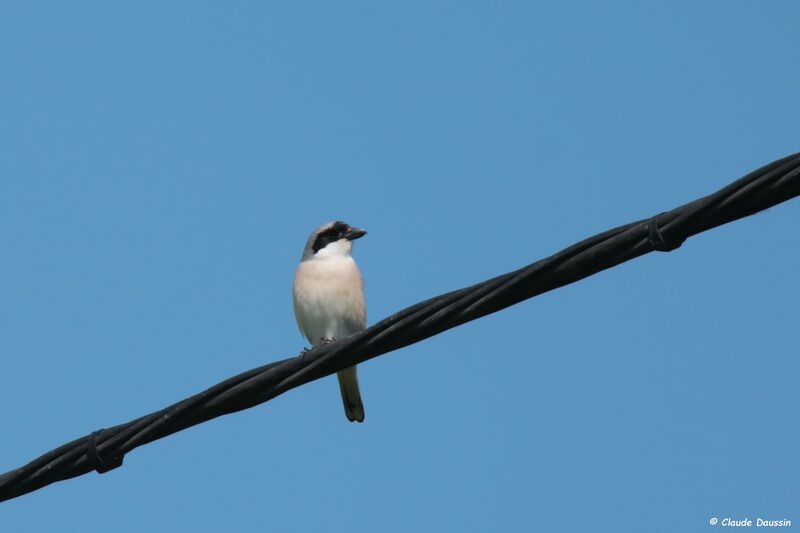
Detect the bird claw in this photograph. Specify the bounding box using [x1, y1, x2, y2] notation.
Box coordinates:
[299, 346, 313, 363]
[299, 338, 335, 362]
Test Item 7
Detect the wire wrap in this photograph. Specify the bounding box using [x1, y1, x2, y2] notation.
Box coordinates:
[86, 429, 123, 474]
[1, 153, 798, 503]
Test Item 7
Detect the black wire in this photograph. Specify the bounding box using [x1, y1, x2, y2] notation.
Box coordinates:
[1, 153, 799, 503]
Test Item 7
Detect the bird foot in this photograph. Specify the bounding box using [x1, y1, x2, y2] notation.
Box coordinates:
[300, 338, 336, 362]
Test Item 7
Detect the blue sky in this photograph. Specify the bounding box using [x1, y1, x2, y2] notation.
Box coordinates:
[1, 2, 798, 531]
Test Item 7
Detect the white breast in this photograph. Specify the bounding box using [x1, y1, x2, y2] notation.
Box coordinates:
[292, 256, 366, 346]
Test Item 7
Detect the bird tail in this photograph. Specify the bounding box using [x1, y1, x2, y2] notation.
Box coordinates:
[337, 366, 365, 422]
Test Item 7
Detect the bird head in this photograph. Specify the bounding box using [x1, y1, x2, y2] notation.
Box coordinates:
[302, 220, 367, 260]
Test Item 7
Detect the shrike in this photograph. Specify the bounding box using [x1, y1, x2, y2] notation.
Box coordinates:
[292, 221, 368, 422]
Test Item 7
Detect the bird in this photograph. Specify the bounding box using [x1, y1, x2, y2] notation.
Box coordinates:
[292, 220, 368, 422]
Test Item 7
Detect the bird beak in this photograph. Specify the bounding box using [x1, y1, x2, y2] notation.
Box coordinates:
[345, 227, 367, 240]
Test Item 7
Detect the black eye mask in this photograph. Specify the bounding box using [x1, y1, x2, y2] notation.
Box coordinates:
[311, 221, 350, 253]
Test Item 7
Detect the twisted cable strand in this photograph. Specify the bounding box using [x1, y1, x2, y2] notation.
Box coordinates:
[1, 153, 798, 503]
